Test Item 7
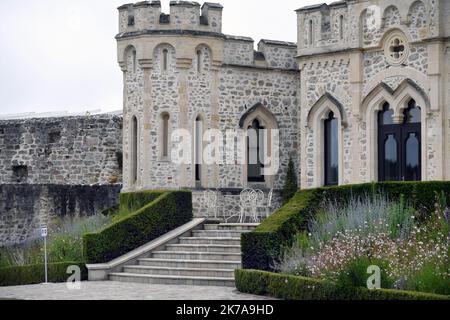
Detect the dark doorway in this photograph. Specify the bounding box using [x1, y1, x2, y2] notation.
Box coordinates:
[378, 100, 421, 182]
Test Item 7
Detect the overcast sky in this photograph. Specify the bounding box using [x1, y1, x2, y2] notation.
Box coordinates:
[0, 0, 327, 116]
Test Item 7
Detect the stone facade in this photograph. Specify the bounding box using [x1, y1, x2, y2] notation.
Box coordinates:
[0, 184, 121, 246]
[0, 115, 123, 245]
[0, 115, 123, 185]
[118, 0, 450, 207]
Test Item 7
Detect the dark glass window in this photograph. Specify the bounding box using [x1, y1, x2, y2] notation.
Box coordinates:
[378, 100, 421, 182]
[404, 100, 421, 124]
[324, 112, 339, 186]
[405, 132, 420, 181]
[248, 119, 265, 182]
[383, 134, 399, 181]
[378, 103, 394, 125]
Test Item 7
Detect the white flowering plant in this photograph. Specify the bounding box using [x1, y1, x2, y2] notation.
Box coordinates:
[276, 193, 450, 295]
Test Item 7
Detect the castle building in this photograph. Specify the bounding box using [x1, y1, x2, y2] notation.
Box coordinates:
[117, 0, 450, 199]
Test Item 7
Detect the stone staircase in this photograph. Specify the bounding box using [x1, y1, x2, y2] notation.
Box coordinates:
[108, 222, 258, 287]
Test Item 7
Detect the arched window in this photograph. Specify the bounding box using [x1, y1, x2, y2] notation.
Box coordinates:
[247, 119, 265, 183]
[377, 100, 421, 181]
[194, 116, 203, 186]
[131, 116, 138, 184]
[324, 111, 339, 186]
[162, 49, 168, 73]
[309, 20, 314, 45]
[196, 50, 202, 73]
[339, 15, 344, 40]
[161, 113, 170, 158]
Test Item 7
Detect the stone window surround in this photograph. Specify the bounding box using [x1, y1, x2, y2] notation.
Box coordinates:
[239, 104, 279, 189]
[361, 80, 429, 182]
[384, 30, 410, 66]
[307, 94, 347, 188]
[154, 43, 176, 74]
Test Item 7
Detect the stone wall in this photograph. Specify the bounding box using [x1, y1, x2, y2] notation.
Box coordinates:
[0, 184, 121, 246]
[0, 114, 123, 185]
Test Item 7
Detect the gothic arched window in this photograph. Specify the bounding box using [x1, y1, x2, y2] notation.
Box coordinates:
[247, 119, 265, 183]
[324, 111, 339, 186]
[377, 100, 421, 182]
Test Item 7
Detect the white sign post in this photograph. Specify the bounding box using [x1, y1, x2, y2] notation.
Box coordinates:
[41, 226, 48, 284]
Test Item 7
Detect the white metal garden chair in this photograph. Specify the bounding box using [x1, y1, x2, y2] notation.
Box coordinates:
[238, 188, 257, 223]
[265, 188, 274, 219]
[252, 189, 265, 223]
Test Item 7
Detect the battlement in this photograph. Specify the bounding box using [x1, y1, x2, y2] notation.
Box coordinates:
[296, 1, 348, 55]
[297, 0, 443, 56]
[118, 1, 223, 34]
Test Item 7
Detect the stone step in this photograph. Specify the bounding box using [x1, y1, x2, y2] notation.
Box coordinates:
[151, 251, 242, 262]
[165, 244, 241, 253]
[109, 273, 235, 287]
[123, 265, 235, 278]
[138, 258, 242, 270]
[179, 237, 241, 246]
[203, 223, 259, 231]
[192, 230, 247, 238]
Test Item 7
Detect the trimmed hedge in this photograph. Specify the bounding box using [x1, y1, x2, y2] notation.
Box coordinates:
[242, 181, 450, 271]
[235, 269, 450, 300]
[0, 262, 87, 287]
[83, 190, 192, 263]
[119, 190, 165, 215]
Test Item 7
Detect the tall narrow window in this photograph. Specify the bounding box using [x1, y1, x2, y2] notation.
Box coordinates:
[195, 116, 203, 186]
[132, 50, 137, 74]
[339, 15, 344, 40]
[324, 111, 339, 186]
[309, 20, 314, 45]
[162, 49, 168, 72]
[162, 113, 170, 158]
[247, 119, 265, 182]
[197, 50, 202, 73]
[131, 116, 138, 184]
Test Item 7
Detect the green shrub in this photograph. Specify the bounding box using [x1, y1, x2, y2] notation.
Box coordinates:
[335, 258, 395, 290]
[119, 190, 165, 216]
[403, 262, 450, 296]
[83, 191, 192, 263]
[0, 262, 87, 287]
[235, 269, 449, 300]
[242, 181, 450, 271]
[282, 157, 298, 204]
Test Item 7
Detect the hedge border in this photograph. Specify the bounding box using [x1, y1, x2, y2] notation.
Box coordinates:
[0, 262, 87, 287]
[235, 269, 450, 300]
[242, 181, 450, 271]
[83, 190, 192, 263]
